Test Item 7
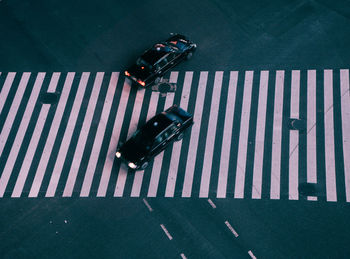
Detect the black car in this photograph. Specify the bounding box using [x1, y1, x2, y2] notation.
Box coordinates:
[115, 105, 194, 170]
[124, 34, 197, 88]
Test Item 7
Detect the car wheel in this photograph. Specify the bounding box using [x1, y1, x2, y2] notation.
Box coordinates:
[154, 77, 161, 84]
[140, 161, 149, 170]
[186, 52, 193, 60]
[176, 133, 184, 141]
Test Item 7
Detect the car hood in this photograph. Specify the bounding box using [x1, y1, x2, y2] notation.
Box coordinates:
[128, 64, 152, 81]
[119, 138, 149, 164]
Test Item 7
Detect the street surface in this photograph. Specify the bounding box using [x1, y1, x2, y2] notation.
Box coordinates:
[1, 0, 350, 258]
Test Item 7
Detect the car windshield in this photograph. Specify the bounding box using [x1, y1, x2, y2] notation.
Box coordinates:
[168, 40, 186, 50]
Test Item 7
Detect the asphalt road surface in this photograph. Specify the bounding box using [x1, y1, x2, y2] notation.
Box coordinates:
[1, 0, 350, 258]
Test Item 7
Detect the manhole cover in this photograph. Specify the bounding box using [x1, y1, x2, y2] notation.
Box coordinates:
[152, 81, 176, 96]
[299, 183, 318, 196]
[289, 118, 306, 131]
[41, 92, 59, 104]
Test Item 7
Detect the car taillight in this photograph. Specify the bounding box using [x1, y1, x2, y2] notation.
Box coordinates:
[137, 80, 146, 86]
[124, 71, 130, 77]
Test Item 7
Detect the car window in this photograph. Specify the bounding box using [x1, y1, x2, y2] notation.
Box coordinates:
[167, 52, 176, 61]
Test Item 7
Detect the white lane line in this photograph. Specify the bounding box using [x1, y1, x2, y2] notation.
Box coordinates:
[130, 92, 159, 197]
[42, 72, 90, 197]
[217, 71, 238, 198]
[0, 72, 16, 114]
[308, 196, 318, 201]
[340, 69, 350, 202]
[0, 72, 31, 156]
[324, 69, 337, 202]
[270, 70, 285, 200]
[160, 224, 173, 240]
[289, 70, 300, 200]
[96, 80, 131, 197]
[252, 71, 269, 199]
[29, 72, 75, 197]
[199, 71, 224, 197]
[12, 73, 61, 198]
[80, 72, 119, 197]
[147, 72, 178, 197]
[0, 73, 45, 197]
[182, 72, 208, 197]
[165, 72, 193, 197]
[234, 71, 254, 199]
[207, 198, 216, 209]
[307, 70, 317, 199]
[61, 72, 105, 197]
[114, 88, 146, 197]
[142, 198, 153, 212]
[180, 253, 187, 259]
[224, 220, 239, 237]
[248, 250, 257, 259]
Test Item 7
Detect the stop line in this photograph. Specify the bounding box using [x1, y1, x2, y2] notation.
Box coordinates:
[0, 69, 349, 202]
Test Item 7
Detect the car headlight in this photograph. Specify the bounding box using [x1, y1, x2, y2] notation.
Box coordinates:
[116, 151, 121, 158]
[128, 162, 137, 169]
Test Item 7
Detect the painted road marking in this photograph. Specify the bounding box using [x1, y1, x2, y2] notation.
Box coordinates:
[0, 72, 16, 114]
[0, 73, 44, 197]
[200, 71, 223, 197]
[324, 70, 337, 202]
[270, 70, 285, 199]
[289, 70, 300, 200]
[225, 220, 239, 237]
[252, 71, 269, 199]
[340, 69, 350, 202]
[29, 72, 75, 197]
[44, 72, 90, 197]
[234, 71, 254, 199]
[12, 73, 60, 197]
[160, 224, 173, 240]
[182, 71, 208, 197]
[0, 70, 349, 201]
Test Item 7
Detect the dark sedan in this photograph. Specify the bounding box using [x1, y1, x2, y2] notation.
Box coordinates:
[115, 105, 194, 170]
[124, 34, 197, 88]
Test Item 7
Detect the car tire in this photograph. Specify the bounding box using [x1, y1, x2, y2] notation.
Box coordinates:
[176, 133, 184, 141]
[154, 77, 161, 84]
[186, 52, 193, 60]
[140, 161, 149, 170]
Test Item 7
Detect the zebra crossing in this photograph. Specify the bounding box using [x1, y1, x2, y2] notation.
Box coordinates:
[0, 70, 349, 201]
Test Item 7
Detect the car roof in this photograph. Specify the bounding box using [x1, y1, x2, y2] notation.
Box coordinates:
[141, 113, 173, 139]
[141, 44, 175, 65]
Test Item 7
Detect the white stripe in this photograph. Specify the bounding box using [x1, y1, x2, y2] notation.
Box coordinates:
[270, 70, 285, 199]
[130, 92, 159, 197]
[0, 72, 31, 156]
[234, 71, 254, 199]
[165, 72, 193, 197]
[61, 72, 105, 197]
[252, 71, 269, 199]
[289, 70, 300, 200]
[42, 73, 90, 197]
[248, 250, 257, 259]
[180, 253, 187, 259]
[12, 73, 60, 198]
[142, 198, 153, 212]
[96, 80, 131, 197]
[160, 224, 173, 240]
[340, 69, 350, 202]
[0, 72, 16, 114]
[146, 72, 178, 197]
[29, 72, 75, 197]
[114, 88, 146, 197]
[207, 198, 216, 209]
[0, 73, 45, 197]
[224, 220, 239, 237]
[80, 72, 119, 197]
[199, 71, 224, 197]
[217, 71, 238, 198]
[182, 72, 208, 197]
[324, 69, 337, 202]
[307, 70, 317, 189]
